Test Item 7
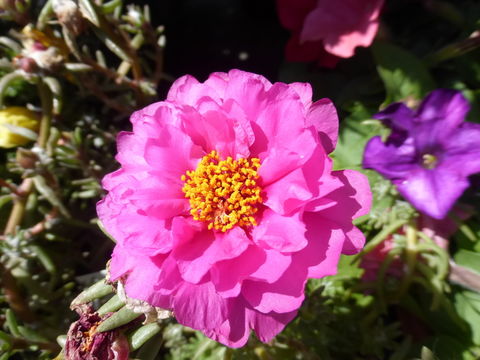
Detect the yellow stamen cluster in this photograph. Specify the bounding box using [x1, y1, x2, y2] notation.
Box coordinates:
[181, 150, 262, 232]
[81, 322, 100, 352]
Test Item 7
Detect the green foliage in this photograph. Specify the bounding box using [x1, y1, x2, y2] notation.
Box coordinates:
[372, 41, 436, 104]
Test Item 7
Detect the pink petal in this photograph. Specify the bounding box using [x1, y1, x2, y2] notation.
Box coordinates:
[143, 124, 203, 183]
[248, 249, 292, 283]
[287, 82, 313, 108]
[324, 19, 379, 57]
[307, 98, 339, 153]
[191, 97, 253, 158]
[173, 281, 229, 330]
[258, 129, 317, 186]
[242, 261, 307, 313]
[313, 170, 371, 254]
[123, 254, 170, 306]
[263, 166, 313, 215]
[301, 0, 383, 58]
[302, 147, 344, 201]
[211, 246, 266, 297]
[246, 307, 298, 343]
[252, 209, 307, 252]
[295, 213, 346, 278]
[222, 70, 273, 124]
[342, 225, 366, 255]
[108, 244, 137, 281]
[173, 227, 250, 283]
[206, 300, 250, 348]
[166, 75, 222, 106]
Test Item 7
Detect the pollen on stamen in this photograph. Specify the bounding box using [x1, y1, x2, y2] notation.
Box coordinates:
[181, 150, 262, 232]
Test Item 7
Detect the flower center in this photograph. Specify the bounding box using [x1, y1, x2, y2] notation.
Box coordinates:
[422, 153, 438, 170]
[181, 150, 262, 232]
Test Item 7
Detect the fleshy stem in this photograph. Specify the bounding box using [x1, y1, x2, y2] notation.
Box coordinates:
[1, 80, 53, 323]
[352, 218, 409, 263]
[397, 223, 418, 299]
[3, 81, 52, 235]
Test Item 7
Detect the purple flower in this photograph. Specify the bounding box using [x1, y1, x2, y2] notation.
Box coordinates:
[363, 89, 480, 219]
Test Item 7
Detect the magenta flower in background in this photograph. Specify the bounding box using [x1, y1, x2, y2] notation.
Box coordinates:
[97, 69, 371, 347]
[276, 0, 384, 66]
[363, 89, 480, 220]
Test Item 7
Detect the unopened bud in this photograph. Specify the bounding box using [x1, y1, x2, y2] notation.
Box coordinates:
[16, 148, 39, 169]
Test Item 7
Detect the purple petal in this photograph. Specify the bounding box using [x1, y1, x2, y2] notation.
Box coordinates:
[413, 89, 470, 151]
[442, 123, 480, 177]
[374, 102, 414, 131]
[363, 136, 417, 179]
[395, 165, 470, 219]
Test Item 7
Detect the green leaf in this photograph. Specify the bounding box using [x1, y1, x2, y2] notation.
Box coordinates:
[420, 346, 439, 360]
[423, 334, 476, 360]
[331, 102, 377, 171]
[128, 322, 162, 351]
[71, 279, 113, 307]
[33, 175, 71, 218]
[455, 250, 480, 274]
[372, 41, 435, 104]
[96, 306, 141, 332]
[454, 289, 480, 346]
[5, 309, 21, 337]
[97, 294, 124, 316]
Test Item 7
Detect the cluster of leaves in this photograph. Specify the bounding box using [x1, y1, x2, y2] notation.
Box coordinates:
[1, 0, 480, 359]
[0, 0, 166, 358]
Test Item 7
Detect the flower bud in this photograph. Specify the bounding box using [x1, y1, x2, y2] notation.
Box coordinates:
[0, 107, 39, 148]
[16, 148, 39, 169]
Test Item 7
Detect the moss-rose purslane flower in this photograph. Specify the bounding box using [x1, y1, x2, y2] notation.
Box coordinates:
[276, 0, 384, 66]
[363, 89, 480, 220]
[97, 69, 371, 347]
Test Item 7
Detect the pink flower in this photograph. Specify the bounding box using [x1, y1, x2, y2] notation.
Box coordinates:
[277, 0, 384, 65]
[360, 235, 404, 283]
[97, 69, 371, 347]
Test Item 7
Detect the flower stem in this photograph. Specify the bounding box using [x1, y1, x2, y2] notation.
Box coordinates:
[1, 79, 54, 324]
[397, 223, 418, 298]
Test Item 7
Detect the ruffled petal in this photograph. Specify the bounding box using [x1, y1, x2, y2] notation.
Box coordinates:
[242, 261, 307, 313]
[172, 281, 229, 331]
[166, 75, 223, 106]
[295, 213, 346, 278]
[247, 307, 298, 343]
[123, 254, 169, 306]
[251, 209, 307, 252]
[263, 166, 313, 215]
[173, 226, 250, 283]
[248, 249, 292, 284]
[307, 98, 339, 153]
[258, 129, 317, 186]
[211, 246, 266, 297]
